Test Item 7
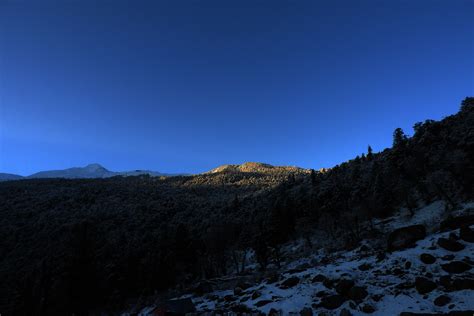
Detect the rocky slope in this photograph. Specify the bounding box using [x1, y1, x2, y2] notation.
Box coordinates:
[132, 203, 474, 316]
[207, 162, 310, 175]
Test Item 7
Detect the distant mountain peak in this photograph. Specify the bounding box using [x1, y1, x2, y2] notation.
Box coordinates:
[22, 163, 177, 179]
[84, 163, 108, 171]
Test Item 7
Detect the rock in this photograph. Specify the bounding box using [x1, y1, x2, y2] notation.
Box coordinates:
[441, 261, 471, 274]
[320, 295, 346, 310]
[268, 308, 280, 316]
[358, 263, 372, 271]
[438, 275, 452, 288]
[452, 278, 474, 291]
[335, 279, 355, 296]
[339, 308, 352, 316]
[415, 277, 437, 294]
[252, 290, 262, 300]
[323, 278, 334, 289]
[348, 286, 368, 301]
[240, 296, 250, 302]
[193, 280, 214, 295]
[405, 261, 412, 269]
[420, 253, 436, 264]
[300, 307, 313, 316]
[255, 299, 273, 307]
[234, 287, 243, 296]
[316, 290, 329, 297]
[361, 304, 376, 313]
[265, 271, 281, 284]
[359, 244, 370, 252]
[460, 226, 474, 243]
[312, 274, 327, 283]
[438, 238, 465, 252]
[280, 276, 300, 288]
[434, 295, 451, 306]
[387, 225, 426, 251]
[371, 294, 384, 302]
[236, 281, 253, 290]
[440, 214, 474, 231]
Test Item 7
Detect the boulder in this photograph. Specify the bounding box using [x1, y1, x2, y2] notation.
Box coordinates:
[265, 271, 281, 284]
[434, 295, 451, 306]
[316, 290, 329, 297]
[452, 278, 474, 291]
[438, 275, 452, 288]
[460, 226, 474, 243]
[252, 290, 262, 300]
[441, 261, 471, 274]
[323, 278, 335, 289]
[415, 277, 437, 294]
[312, 274, 327, 283]
[348, 286, 368, 301]
[234, 287, 243, 296]
[335, 279, 355, 296]
[420, 253, 436, 264]
[320, 294, 346, 310]
[440, 214, 474, 231]
[236, 281, 253, 290]
[387, 225, 426, 251]
[193, 281, 214, 295]
[300, 307, 313, 316]
[371, 294, 384, 302]
[280, 276, 300, 288]
[361, 304, 376, 314]
[437, 238, 465, 252]
[255, 299, 273, 307]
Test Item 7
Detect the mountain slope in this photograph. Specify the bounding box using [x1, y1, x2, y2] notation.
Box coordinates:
[0, 173, 24, 181]
[26, 163, 177, 179]
[0, 98, 472, 315]
[207, 162, 309, 175]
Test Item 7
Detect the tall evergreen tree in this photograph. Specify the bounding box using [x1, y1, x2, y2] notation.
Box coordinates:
[393, 128, 408, 147]
[367, 145, 373, 161]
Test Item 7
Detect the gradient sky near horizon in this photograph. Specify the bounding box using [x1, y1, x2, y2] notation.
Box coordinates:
[1, 0, 473, 175]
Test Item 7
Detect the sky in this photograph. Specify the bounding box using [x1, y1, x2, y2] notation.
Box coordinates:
[0, 0, 473, 175]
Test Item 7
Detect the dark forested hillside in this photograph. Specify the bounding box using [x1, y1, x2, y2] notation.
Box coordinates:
[0, 98, 473, 315]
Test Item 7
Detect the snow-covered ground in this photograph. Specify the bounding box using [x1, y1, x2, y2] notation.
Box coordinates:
[134, 202, 474, 315]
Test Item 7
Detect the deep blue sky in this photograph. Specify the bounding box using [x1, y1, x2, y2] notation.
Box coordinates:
[1, 0, 473, 175]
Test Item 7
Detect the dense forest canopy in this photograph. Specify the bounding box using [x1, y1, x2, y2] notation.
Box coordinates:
[0, 98, 473, 315]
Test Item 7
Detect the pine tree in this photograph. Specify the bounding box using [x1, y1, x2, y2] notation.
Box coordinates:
[393, 128, 408, 147]
[367, 145, 373, 161]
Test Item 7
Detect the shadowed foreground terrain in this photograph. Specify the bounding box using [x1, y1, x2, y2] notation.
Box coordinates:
[0, 98, 473, 315]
